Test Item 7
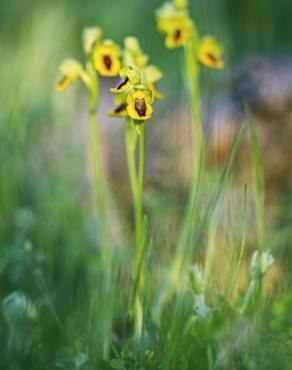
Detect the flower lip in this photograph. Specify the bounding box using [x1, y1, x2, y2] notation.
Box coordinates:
[174, 29, 181, 41]
[93, 40, 121, 76]
[55, 76, 71, 92]
[127, 88, 153, 121]
[109, 101, 128, 118]
[206, 53, 217, 63]
[103, 55, 112, 70]
[134, 98, 147, 117]
[115, 102, 128, 114]
[197, 36, 224, 69]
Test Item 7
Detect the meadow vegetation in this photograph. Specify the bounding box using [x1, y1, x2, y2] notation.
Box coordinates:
[0, 0, 292, 369]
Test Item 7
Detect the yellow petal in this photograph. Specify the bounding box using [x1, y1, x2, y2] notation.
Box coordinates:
[149, 82, 164, 101]
[109, 102, 128, 118]
[144, 65, 163, 83]
[198, 36, 224, 70]
[110, 77, 131, 93]
[59, 59, 83, 80]
[165, 24, 192, 48]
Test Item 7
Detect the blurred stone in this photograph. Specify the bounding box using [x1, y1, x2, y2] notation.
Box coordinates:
[208, 57, 292, 201]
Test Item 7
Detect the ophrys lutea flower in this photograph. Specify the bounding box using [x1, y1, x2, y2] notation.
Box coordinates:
[197, 36, 224, 70]
[155, 0, 225, 70]
[109, 37, 163, 122]
[55, 27, 122, 259]
[156, 1, 193, 49]
[93, 40, 121, 77]
[55, 27, 122, 94]
[55, 59, 89, 92]
[154, 0, 225, 297]
[110, 65, 141, 94]
[127, 86, 153, 121]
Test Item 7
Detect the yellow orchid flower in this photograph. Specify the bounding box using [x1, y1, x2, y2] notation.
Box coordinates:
[110, 65, 141, 93]
[127, 86, 153, 121]
[197, 36, 224, 69]
[164, 17, 193, 48]
[109, 37, 163, 121]
[156, 3, 193, 49]
[93, 40, 121, 77]
[55, 59, 84, 92]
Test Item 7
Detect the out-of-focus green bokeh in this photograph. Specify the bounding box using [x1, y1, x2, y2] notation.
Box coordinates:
[1, 1, 292, 369]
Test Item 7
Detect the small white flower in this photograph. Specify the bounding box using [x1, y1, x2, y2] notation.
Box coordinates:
[250, 250, 274, 279]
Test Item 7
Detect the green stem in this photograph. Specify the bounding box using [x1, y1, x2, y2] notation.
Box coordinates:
[129, 123, 146, 337]
[125, 120, 138, 222]
[172, 31, 204, 278]
[136, 124, 145, 249]
[87, 62, 110, 264]
[240, 279, 261, 316]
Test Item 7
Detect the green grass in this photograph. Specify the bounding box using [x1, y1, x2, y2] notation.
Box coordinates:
[1, 1, 292, 370]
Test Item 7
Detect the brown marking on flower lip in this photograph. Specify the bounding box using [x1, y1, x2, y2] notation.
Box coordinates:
[58, 76, 69, 87]
[206, 52, 218, 63]
[115, 76, 129, 90]
[174, 29, 181, 41]
[134, 98, 147, 117]
[103, 55, 112, 70]
[114, 102, 127, 114]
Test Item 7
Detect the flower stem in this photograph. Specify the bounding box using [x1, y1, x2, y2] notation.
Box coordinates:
[136, 123, 145, 249]
[125, 120, 138, 221]
[173, 30, 204, 278]
[87, 61, 110, 264]
[128, 122, 146, 338]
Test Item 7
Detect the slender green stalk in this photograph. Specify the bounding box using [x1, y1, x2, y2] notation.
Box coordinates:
[125, 119, 138, 222]
[184, 30, 203, 166]
[86, 61, 110, 264]
[136, 124, 145, 249]
[240, 279, 261, 315]
[89, 112, 107, 234]
[86, 61, 112, 359]
[127, 123, 147, 337]
[171, 28, 204, 281]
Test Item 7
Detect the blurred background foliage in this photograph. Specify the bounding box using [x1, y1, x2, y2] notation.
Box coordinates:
[1, 0, 292, 369]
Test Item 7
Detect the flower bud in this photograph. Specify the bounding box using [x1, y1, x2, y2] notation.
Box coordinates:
[173, 0, 188, 9]
[82, 26, 102, 54]
[124, 36, 140, 53]
[144, 65, 163, 83]
[250, 250, 274, 279]
[120, 65, 141, 85]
